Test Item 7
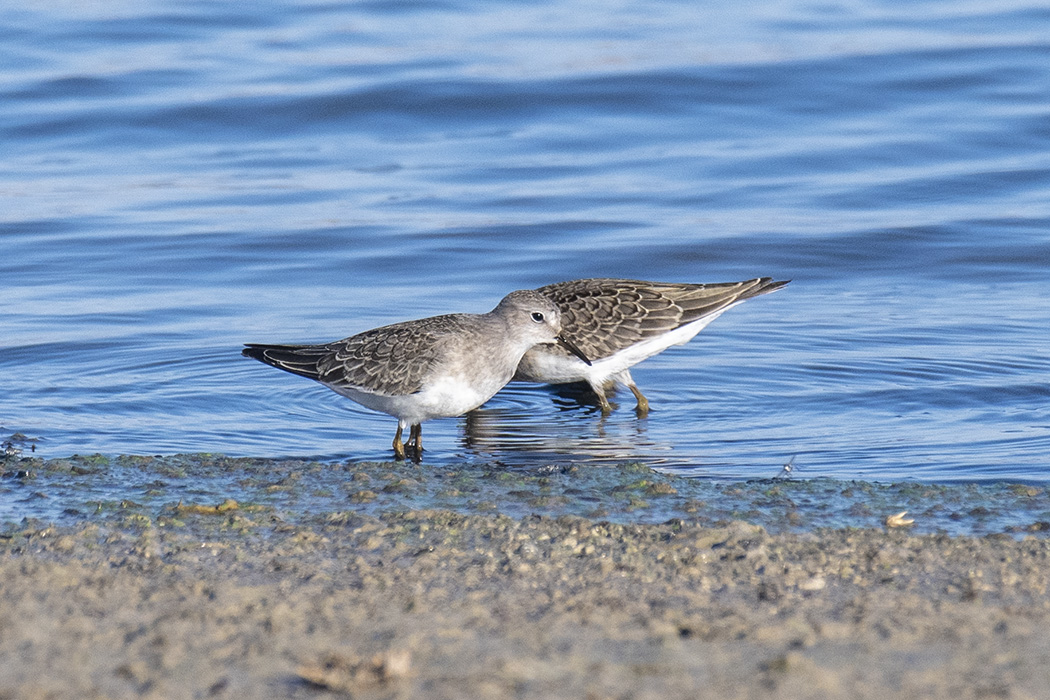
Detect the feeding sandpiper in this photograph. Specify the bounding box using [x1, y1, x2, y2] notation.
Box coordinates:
[243, 289, 591, 461]
[514, 277, 788, 415]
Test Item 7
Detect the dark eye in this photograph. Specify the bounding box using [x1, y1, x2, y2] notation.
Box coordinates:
[531, 312, 545, 323]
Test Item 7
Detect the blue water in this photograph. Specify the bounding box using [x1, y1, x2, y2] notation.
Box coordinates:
[3, 1, 1050, 481]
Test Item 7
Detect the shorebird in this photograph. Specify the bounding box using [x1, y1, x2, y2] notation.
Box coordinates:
[514, 277, 788, 415]
[243, 289, 590, 460]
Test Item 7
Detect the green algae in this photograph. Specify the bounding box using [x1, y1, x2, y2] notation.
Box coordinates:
[4, 454, 1050, 539]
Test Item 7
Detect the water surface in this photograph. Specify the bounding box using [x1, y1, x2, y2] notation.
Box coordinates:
[3, 1, 1050, 482]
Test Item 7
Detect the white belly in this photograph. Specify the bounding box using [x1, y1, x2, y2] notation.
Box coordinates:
[329, 369, 510, 426]
[518, 308, 732, 385]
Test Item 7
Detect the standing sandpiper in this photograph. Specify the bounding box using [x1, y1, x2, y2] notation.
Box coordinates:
[244, 289, 590, 460]
[514, 277, 788, 415]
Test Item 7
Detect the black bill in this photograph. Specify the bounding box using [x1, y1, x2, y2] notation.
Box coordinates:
[557, 335, 592, 366]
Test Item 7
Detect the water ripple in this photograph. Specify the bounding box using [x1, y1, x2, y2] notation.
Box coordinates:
[2, 1, 1050, 482]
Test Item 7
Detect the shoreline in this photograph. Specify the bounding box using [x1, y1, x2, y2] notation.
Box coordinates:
[4, 454, 1050, 537]
[3, 510, 1050, 698]
[3, 456, 1050, 698]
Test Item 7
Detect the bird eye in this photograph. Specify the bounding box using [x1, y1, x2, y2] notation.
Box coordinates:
[531, 312, 545, 323]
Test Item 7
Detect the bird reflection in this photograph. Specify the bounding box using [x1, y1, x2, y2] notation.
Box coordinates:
[458, 384, 670, 465]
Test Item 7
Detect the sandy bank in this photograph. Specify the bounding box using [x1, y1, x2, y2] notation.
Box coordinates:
[3, 501, 1050, 699]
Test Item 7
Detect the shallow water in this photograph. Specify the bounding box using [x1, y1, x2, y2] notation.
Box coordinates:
[3, 1, 1050, 482]
[4, 455, 1050, 538]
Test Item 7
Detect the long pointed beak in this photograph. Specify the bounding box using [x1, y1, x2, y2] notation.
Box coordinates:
[557, 335, 592, 366]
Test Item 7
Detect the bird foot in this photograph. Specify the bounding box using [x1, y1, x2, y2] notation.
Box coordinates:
[629, 386, 650, 418]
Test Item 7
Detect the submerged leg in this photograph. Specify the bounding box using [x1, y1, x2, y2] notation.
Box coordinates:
[589, 381, 614, 415]
[408, 424, 423, 462]
[392, 424, 407, 460]
[628, 383, 649, 417]
[620, 370, 649, 417]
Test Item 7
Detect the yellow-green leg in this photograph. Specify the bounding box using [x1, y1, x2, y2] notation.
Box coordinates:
[590, 383, 613, 415]
[628, 383, 650, 417]
[408, 424, 423, 461]
[392, 424, 407, 460]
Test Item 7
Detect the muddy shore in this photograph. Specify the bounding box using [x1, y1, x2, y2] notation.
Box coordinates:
[3, 455, 1050, 699]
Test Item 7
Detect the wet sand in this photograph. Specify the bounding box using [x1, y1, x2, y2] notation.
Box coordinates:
[3, 456, 1050, 699]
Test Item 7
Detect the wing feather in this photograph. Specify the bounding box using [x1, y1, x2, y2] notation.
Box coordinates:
[535, 277, 787, 361]
[244, 314, 470, 396]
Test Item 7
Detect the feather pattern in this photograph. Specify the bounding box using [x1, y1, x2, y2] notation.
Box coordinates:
[530, 277, 787, 362]
[514, 277, 789, 413]
[245, 315, 491, 397]
[242, 288, 585, 459]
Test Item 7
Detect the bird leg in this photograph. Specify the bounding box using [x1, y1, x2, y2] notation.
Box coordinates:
[408, 424, 423, 462]
[592, 385, 613, 415]
[628, 383, 650, 418]
[392, 425, 407, 460]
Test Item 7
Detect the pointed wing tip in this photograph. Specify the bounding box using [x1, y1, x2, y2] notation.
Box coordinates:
[753, 278, 791, 296]
[241, 344, 264, 360]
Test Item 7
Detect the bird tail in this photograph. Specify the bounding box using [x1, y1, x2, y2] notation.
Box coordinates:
[743, 277, 785, 300]
[673, 277, 789, 321]
[737, 277, 790, 301]
[241, 343, 330, 381]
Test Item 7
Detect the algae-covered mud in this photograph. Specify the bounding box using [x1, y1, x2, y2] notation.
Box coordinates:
[3, 454, 1050, 699]
[4, 454, 1050, 536]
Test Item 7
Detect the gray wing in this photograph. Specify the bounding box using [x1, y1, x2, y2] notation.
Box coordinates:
[536, 277, 788, 361]
[318, 315, 471, 395]
[244, 314, 467, 396]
